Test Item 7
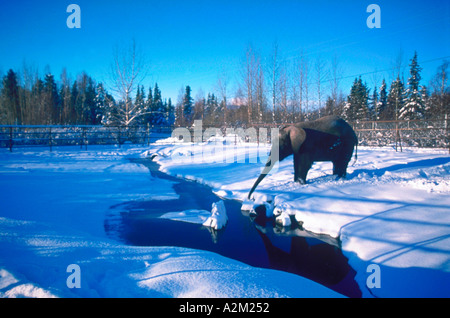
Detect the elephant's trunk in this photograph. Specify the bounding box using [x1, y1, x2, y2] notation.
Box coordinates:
[248, 157, 276, 200]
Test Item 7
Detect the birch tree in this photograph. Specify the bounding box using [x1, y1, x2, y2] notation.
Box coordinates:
[109, 40, 148, 126]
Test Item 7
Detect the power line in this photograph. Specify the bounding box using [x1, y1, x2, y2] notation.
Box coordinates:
[322, 55, 450, 86]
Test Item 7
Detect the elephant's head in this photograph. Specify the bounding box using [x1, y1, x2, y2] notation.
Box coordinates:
[247, 126, 305, 199]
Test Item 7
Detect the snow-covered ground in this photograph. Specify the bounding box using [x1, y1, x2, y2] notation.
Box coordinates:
[0, 145, 342, 298]
[0, 139, 449, 298]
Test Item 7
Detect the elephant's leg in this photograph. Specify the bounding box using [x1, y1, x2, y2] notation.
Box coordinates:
[294, 154, 311, 184]
[333, 157, 351, 179]
[336, 164, 348, 179]
[294, 155, 300, 181]
[332, 161, 338, 175]
[333, 160, 345, 177]
[333, 144, 354, 178]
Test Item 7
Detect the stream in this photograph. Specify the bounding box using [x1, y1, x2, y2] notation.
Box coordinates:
[104, 158, 362, 298]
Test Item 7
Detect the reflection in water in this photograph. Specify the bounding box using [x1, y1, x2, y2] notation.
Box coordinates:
[104, 158, 361, 298]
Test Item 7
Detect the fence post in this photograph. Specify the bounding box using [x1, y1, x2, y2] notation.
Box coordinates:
[49, 127, 52, 151]
[118, 127, 121, 148]
[446, 114, 449, 154]
[9, 126, 13, 152]
[83, 127, 87, 150]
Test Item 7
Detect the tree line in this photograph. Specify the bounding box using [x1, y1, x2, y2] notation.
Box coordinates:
[176, 47, 449, 128]
[343, 52, 449, 122]
[1, 46, 449, 127]
[0, 67, 174, 126]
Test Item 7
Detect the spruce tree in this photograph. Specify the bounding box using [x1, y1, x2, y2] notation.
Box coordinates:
[70, 82, 81, 124]
[400, 51, 424, 120]
[43, 73, 60, 124]
[205, 93, 219, 125]
[95, 83, 108, 125]
[387, 77, 405, 120]
[1, 69, 20, 124]
[376, 79, 388, 120]
[344, 77, 369, 121]
[29, 78, 44, 124]
[421, 85, 431, 118]
[134, 85, 146, 125]
[167, 98, 175, 126]
[369, 86, 378, 120]
[144, 86, 153, 125]
[84, 77, 97, 124]
[152, 83, 165, 125]
[357, 78, 370, 121]
[183, 85, 193, 126]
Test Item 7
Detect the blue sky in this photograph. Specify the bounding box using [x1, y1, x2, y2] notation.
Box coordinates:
[1, 0, 449, 103]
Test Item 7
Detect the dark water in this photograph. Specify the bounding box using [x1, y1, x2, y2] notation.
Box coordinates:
[104, 158, 361, 298]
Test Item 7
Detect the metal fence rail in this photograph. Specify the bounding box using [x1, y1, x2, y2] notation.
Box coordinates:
[351, 119, 449, 150]
[1, 118, 448, 152]
[0, 125, 172, 151]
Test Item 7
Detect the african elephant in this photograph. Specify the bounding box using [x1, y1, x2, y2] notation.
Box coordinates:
[248, 116, 358, 199]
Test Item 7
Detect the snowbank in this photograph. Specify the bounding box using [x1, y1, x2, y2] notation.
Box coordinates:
[160, 200, 228, 231]
[202, 201, 228, 230]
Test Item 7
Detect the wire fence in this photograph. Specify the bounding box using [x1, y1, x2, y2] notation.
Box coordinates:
[350, 118, 449, 152]
[0, 125, 172, 151]
[1, 117, 449, 152]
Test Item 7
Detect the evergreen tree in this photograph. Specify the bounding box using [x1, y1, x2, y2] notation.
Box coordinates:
[59, 81, 72, 124]
[1, 69, 21, 124]
[43, 73, 60, 124]
[182, 85, 193, 125]
[95, 83, 109, 125]
[387, 77, 405, 120]
[134, 85, 146, 124]
[167, 98, 175, 125]
[84, 76, 97, 124]
[376, 79, 388, 120]
[421, 85, 431, 118]
[151, 83, 166, 125]
[344, 77, 369, 121]
[32, 78, 45, 124]
[70, 81, 81, 124]
[400, 52, 424, 120]
[369, 86, 378, 120]
[324, 96, 334, 116]
[204, 93, 219, 125]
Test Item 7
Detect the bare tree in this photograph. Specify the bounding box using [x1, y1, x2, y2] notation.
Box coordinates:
[391, 48, 406, 83]
[255, 57, 266, 123]
[314, 55, 328, 118]
[302, 54, 310, 120]
[278, 61, 289, 123]
[215, 69, 229, 125]
[329, 54, 344, 116]
[59, 68, 72, 124]
[240, 44, 264, 124]
[243, 44, 256, 124]
[430, 60, 449, 117]
[109, 39, 148, 126]
[194, 88, 205, 121]
[268, 42, 280, 123]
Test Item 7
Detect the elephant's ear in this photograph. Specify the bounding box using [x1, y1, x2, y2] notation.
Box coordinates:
[289, 126, 306, 154]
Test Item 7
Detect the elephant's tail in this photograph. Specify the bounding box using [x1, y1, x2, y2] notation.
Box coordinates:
[351, 140, 358, 167]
